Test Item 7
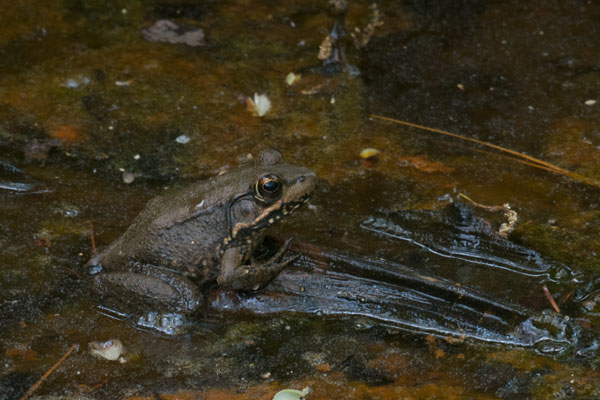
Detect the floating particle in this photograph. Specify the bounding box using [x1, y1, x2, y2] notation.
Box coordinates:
[175, 134, 190, 144]
[122, 171, 135, 184]
[89, 339, 123, 361]
[360, 148, 381, 159]
[246, 93, 271, 117]
[285, 72, 301, 86]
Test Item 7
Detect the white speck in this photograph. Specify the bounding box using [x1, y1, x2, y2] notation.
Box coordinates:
[194, 200, 206, 210]
[121, 8, 127, 14]
[250, 93, 271, 117]
[108, 126, 114, 130]
[261, 371, 272, 379]
[285, 72, 300, 86]
[176, 134, 190, 144]
[133, 154, 140, 160]
[528, 105, 535, 111]
[297, 39, 306, 46]
[122, 171, 135, 184]
[61, 76, 90, 88]
[501, 40, 507, 44]
[115, 80, 132, 86]
[330, 97, 335, 104]
[290, 21, 296, 27]
[64, 209, 79, 217]
[584, 99, 596, 106]
[62, 79, 79, 88]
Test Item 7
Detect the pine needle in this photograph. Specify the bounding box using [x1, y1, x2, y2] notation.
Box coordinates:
[370, 114, 600, 188]
[20, 344, 78, 400]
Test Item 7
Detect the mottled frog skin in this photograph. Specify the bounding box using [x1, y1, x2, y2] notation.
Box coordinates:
[89, 149, 317, 315]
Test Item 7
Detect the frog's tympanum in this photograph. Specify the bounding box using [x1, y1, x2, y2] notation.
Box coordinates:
[89, 149, 317, 315]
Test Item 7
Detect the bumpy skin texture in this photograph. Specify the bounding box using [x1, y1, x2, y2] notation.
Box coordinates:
[89, 149, 317, 314]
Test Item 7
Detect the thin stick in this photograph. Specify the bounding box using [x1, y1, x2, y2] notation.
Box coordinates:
[558, 289, 574, 306]
[458, 193, 505, 212]
[20, 344, 78, 400]
[542, 285, 561, 313]
[89, 221, 96, 255]
[370, 114, 600, 188]
[61, 265, 83, 280]
[471, 148, 569, 175]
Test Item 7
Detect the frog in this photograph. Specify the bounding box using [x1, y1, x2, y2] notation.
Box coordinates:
[88, 149, 317, 316]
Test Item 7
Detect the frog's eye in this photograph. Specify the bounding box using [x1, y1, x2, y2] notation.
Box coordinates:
[254, 174, 283, 202]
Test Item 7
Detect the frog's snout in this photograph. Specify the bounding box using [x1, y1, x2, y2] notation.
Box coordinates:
[295, 172, 317, 189]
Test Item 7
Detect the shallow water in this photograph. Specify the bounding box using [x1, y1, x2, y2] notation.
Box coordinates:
[1, 0, 600, 398]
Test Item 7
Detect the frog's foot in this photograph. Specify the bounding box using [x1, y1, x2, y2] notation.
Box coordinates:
[136, 311, 188, 335]
[96, 304, 190, 335]
[260, 237, 300, 266]
[217, 237, 298, 291]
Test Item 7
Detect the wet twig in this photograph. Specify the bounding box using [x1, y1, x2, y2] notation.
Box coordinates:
[458, 194, 518, 238]
[61, 265, 83, 280]
[542, 285, 561, 313]
[19, 344, 78, 400]
[89, 220, 96, 255]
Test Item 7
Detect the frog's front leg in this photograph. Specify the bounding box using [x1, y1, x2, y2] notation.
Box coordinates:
[93, 262, 202, 314]
[217, 238, 297, 290]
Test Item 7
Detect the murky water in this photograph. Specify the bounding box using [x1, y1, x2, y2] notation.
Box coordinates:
[1, 0, 600, 398]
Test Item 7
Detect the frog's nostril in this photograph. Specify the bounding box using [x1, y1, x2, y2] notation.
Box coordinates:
[298, 176, 305, 183]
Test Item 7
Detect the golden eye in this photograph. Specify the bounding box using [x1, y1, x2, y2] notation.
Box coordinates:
[254, 174, 283, 202]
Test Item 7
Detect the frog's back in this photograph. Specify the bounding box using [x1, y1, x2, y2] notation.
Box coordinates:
[94, 174, 241, 277]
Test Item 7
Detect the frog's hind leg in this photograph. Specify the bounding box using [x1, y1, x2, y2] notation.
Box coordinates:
[93, 263, 202, 315]
[217, 237, 297, 291]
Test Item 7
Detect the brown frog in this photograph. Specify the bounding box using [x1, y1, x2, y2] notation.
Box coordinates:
[89, 149, 317, 316]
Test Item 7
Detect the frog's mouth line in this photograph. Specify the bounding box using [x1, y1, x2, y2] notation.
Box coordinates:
[229, 193, 312, 242]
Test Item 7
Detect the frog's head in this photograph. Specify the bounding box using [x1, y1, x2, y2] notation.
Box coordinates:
[227, 149, 317, 243]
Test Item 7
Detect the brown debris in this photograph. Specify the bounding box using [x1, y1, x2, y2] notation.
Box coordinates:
[50, 125, 81, 142]
[5, 348, 38, 361]
[142, 20, 206, 47]
[35, 238, 51, 247]
[350, 3, 384, 49]
[459, 194, 518, 239]
[24, 138, 61, 162]
[317, 35, 334, 61]
[401, 155, 454, 174]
